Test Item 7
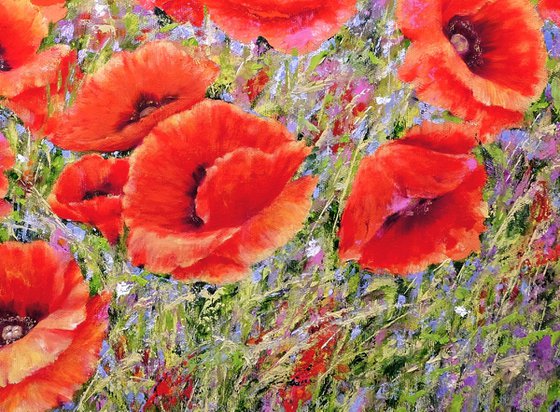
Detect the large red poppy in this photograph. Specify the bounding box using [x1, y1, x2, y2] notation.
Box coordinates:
[49, 154, 130, 244]
[0, 134, 14, 218]
[0, 0, 71, 101]
[49, 41, 219, 152]
[339, 123, 487, 275]
[123, 100, 317, 283]
[204, 0, 357, 54]
[0, 241, 110, 411]
[397, 0, 547, 140]
[539, 0, 560, 26]
[138, 0, 205, 26]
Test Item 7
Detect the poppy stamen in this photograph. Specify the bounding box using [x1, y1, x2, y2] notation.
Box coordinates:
[83, 190, 111, 200]
[0, 46, 12, 72]
[185, 164, 207, 227]
[376, 197, 435, 237]
[118, 93, 178, 130]
[446, 16, 483, 70]
[0, 313, 37, 346]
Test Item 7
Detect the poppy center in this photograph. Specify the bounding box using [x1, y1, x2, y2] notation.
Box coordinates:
[119, 93, 178, 130]
[185, 164, 206, 227]
[0, 46, 11, 72]
[376, 197, 435, 237]
[0, 313, 37, 346]
[445, 16, 483, 70]
[83, 190, 110, 200]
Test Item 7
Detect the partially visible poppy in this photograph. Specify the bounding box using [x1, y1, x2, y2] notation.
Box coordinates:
[0, 134, 14, 218]
[280, 299, 340, 412]
[31, 0, 68, 23]
[339, 123, 487, 275]
[397, 0, 547, 140]
[280, 325, 339, 412]
[0, 0, 70, 100]
[244, 68, 270, 104]
[123, 100, 317, 283]
[49, 41, 219, 152]
[204, 0, 357, 54]
[0, 241, 110, 411]
[138, 0, 205, 26]
[144, 361, 195, 411]
[49, 154, 130, 244]
[539, 0, 560, 27]
[4, 50, 78, 135]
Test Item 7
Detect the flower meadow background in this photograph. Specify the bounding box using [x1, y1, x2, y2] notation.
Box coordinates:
[1, 0, 560, 410]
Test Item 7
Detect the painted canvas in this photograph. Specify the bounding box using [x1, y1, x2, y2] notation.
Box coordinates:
[0, 0, 559, 410]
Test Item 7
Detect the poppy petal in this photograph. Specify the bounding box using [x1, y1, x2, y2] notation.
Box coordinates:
[204, 0, 357, 53]
[215, 175, 318, 267]
[174, 176, 317, 283]
[196, 144, 310, 230]
[4, 48, 77, 134]
[0, 45, 70, 99]
[0, 0, 48, 81]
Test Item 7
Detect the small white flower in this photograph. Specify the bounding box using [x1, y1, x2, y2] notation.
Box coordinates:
[306, 239, 321, 257]
[116, 282, 134, 297]
[376, 96, 392, 105]
[454, 306, 469, 318]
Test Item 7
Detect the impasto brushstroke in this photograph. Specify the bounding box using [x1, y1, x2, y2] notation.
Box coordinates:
[0, 0, 558, 411]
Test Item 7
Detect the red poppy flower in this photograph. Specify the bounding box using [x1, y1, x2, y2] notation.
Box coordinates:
[138, 0, 205, 26]
[123, 100, 317, 283]
[49, 41, 219, 152]
[0, 241, 110, 411]
[31, 0, 68, 23]
[4, 50, 78, 135]
[339, 123, 487, 275]
[397, 0, 547, 140]
[0, 0, 71, 102]
[48, 154, 130, 244]
[204, 0, 357, 54]
[0, 134, 14, 218]
[539, 0, 560, 26]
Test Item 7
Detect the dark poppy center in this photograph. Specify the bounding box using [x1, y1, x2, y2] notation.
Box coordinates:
[185, 164, 206, 227]
[0, 312, 37, 346]
[83, 190, 110, 200]
[0, 45, 12, 72]
[376, 197, 435, 237]
[445, 16, 483, 70]
[118, 93, 178, 130]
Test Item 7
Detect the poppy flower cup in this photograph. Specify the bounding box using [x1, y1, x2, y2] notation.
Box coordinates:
[0, 0, 72, 103]
[339, 123, 488, 275]
[0, 134, 14, 218]
[204, 0, 358, 54]
[49, 154, 130, 244]
[123, 100, 318, 283]
[0, 241, 110, 412]
[397, 0, 547, 140]
[50, 41, 219, 152]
